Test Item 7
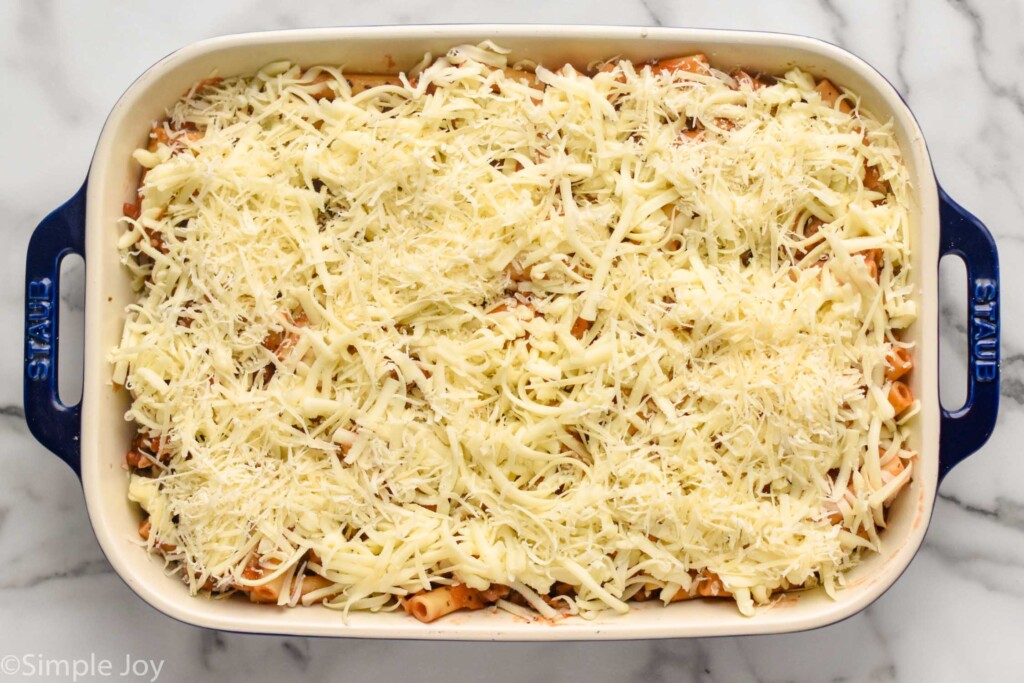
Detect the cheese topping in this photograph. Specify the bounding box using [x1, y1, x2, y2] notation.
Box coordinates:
[112, 45, 917, 617]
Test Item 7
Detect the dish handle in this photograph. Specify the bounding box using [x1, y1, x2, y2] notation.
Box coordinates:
[23, 182, 86, 477]
[938, 186, 1000, 479]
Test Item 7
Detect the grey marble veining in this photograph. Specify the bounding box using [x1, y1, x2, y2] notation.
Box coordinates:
[3, 1, 1024, 681]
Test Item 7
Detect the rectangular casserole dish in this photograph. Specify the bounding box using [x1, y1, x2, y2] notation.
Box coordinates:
[23, 25, 1000, 639]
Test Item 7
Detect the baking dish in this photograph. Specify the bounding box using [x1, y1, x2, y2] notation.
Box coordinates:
[23, 25, 1000, 639]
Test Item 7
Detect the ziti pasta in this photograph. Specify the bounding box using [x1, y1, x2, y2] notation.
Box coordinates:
[113, 42, 918, 621]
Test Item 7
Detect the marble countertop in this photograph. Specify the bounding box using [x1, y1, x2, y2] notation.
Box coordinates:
[3, 1, 1023, 681]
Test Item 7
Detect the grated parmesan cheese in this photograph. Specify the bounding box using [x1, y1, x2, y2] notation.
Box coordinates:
[112, 44, 917, 618]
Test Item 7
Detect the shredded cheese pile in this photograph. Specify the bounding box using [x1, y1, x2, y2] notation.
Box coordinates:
[113, 43, 917, 617]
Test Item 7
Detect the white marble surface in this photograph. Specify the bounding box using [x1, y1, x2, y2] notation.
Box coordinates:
[3, 1, 1023, 681]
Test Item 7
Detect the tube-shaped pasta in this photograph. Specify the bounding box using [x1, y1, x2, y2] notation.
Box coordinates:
[124, 450, 149, 466]
[654, 54, 710, 75]
[860, 249, 882, 282]
[880, 453, 914, 507]
[732, 70, 766, 90]
[882, 456, 906, 479]
[665, 583, 697, 603]
[262, 312, 308, 361]
[249, 573, 288, 604]
[186, 77, 223, 96]
[571, 317, 591, 339]
[497, 67, 541, 90]
[629, 584, 654, 602]
[888, 381, 914, 415]
[138, 517, 176, 552]
[594, 60, 628, 82]
[678, 128, 704, 143]
[126, 433, 165, 469]
[864, 163, 890, 195]
[302, 71, 404, 100]
[488, 298, 537, 322]
[233, 557, 290, 604]
[815, 78, 853, 114]
[298, 574, 335, 599]
[696, 570, 731, 598]
[403, 584, 510, 623]
[346, 74, 404, 95]
[404, 587, 462, 623]
[885, 347, 914, 380]
[455, 584, 511, 609]
[865, 257, 878, 282]
[504, 261, 532, 283]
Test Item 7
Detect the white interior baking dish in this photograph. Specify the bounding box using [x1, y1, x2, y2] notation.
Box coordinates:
[23, 25, 1000, 639]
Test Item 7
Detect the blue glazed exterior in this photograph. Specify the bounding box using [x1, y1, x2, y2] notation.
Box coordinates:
[937, 186, 1000, 479]
[23, 182, 87, 476]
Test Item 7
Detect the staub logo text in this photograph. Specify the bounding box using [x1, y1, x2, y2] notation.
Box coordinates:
[971, 278, 998, 381]
[25, 279, 53, 381]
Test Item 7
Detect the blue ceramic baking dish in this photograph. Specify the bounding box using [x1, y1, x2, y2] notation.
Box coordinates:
[21, 26, 1000, 638]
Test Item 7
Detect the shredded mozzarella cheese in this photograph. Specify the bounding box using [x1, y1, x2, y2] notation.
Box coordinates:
[112, 44, 916, 618]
